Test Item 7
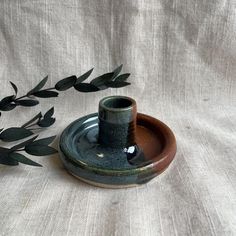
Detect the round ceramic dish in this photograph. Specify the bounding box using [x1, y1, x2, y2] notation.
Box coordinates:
[59, 96, 176, 188]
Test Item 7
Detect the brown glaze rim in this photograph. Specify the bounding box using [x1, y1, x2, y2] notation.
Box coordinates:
[137, 113, 177, 174]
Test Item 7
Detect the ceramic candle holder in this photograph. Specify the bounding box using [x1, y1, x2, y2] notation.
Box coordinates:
[59, 96, 176, 188]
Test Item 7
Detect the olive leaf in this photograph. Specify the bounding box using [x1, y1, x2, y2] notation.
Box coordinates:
[30, 135, 56, 146]
[9, 152, 42, 167]
[76, 68, 94, 84]
[25, 145, 57, 156]
[105, 81, 131, 88]
[37, 107, 55, 127]
[112, 64, 123, 79]
[55, 75, 77, 91]
[114, 73, 130, 82]
[44, 107, 54, 118]
[74, 83, 99, 92]
[10, 81, 18, 95]
[90, 72, 114, 89]
[27, 76, 48, 95]
[0, 146, 18, 166]
[104, 72, 131, 88]
[0, 104, 16, 111]
[16, 99, 39, 107]
[37, 118, 55, 127]
[0, 95, 15, 111]
[0, 147, 10, 152]
[0, 127, 33, 142]
[0, 152, 19, 166]
[32, 90, 59, 98]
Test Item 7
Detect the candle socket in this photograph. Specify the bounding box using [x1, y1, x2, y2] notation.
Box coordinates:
[98, 96, 137, 148]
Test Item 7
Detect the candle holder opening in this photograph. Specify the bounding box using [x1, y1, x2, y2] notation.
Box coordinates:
[102, 97, 133, 109]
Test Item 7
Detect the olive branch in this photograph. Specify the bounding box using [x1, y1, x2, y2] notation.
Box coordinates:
[0, 65, 130, 167]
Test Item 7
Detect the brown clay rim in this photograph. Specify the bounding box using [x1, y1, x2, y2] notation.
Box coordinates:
[136, 113, 177, 173]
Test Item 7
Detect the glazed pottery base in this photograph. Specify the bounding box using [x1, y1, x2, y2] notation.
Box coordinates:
[59, 113, 176, 188]
[69, 165, 170, 189]
[70, 172, 139, 189]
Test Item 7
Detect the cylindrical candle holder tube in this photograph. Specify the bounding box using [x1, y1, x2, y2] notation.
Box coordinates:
[98, 96, 137, 148]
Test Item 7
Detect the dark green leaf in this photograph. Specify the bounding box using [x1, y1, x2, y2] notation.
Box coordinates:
[10, 136, 38, 151]
[9, 152, 42, 167]
[0, 148, 18, 166]
[105, 81, 131, 88]
[55, 75, 77, 91]
[0, 128, 3, 133]
[30, 135, 56, 146]
[16, 99, 39, 107]
[10, 81, 18, 95]
[0, 147, 10, 153]
[0, 152, 18, 166]
[21, 112, 42, 128]
[27, 76, 48, 95]
[114, 73, 130, 82]
[0, 127, 33, 142]
[76, 68, 94, 84]
[44, 107, 54, 119]
[33, 90, 58, 98]
[74, 83, 99, 92]
[0, 95, 15, 110]
[37, 117, 55, 127]
[112, 64, 123, 79]
[0, 103, 16, 111]
[37, 107, 55, 127]
[0, 95, 14, 104]
[25, 145, 57, 156]
[90, 72, 114, 88]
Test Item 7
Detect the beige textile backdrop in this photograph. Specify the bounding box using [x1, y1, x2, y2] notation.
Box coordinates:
[0, 0, 236, 235]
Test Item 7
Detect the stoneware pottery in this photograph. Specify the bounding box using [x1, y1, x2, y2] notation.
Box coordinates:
[59, 96, 177, 188]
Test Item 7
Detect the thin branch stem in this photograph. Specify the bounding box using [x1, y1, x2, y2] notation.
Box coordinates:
[28, 128, 43, 131]
[15, 95, 27, 101]
[16, 148, 25, 152]
[15, 87, 55, 101]
[25, 123, 38, 128]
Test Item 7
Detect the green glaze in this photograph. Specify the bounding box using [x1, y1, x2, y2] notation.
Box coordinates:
[59, 113, 155, 187]
[59, 96, 176, 188]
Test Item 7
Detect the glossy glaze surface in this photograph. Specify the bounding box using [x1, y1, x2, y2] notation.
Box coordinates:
[59, 112, 176, 187]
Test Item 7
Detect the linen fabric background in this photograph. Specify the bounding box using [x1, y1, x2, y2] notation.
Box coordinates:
[0, 0, 236, 235]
